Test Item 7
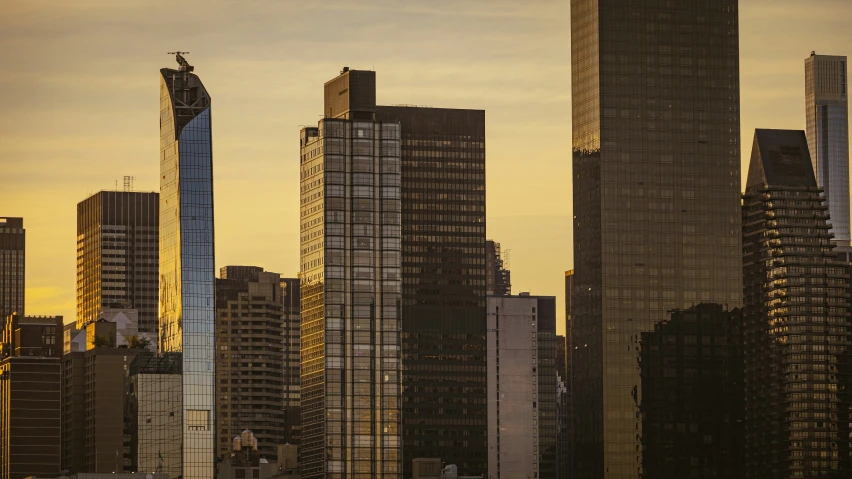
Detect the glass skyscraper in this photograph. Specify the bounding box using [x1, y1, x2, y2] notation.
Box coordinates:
[159, 54, 215, 479]
[570, 1, 742, 478]
[299, 69, 402, 479]
[0, 217, 24, 324]
[805, 53, 850, 245]
[742, 129, 852, 477]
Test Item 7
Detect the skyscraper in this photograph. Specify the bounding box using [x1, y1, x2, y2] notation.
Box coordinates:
[805, 53, 850, 245]
[375, 103, 487, 478]
[742, 129, 852, 477]
[569, 1, 742, 477]
[0, 217, 25, 322]
[487, 293, 558, 479]
[486, 240, 511, 296]
[215, 266, 288, 460]
[299, 68, 403, 479]
[281, 276, 302, 445]
[159, 53, 215, 479]
[76, 191, 159, 333]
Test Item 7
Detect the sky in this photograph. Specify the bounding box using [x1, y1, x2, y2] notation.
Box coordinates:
[2, 0, 852, 335]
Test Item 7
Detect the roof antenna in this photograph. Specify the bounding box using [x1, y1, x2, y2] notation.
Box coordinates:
[167, 51, 194, 72]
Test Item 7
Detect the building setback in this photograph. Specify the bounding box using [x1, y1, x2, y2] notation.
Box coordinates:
[487, 294, 557, 479]
[299, 68, 403, 479]
[569, 1, 743, 477]
[375, 103, 487, 478]
[0, 217, 25, 323]
[742, 129, 852, 477]
[805, 53, 850, 245]
[215, 266, 289, 460]
[158, 53, 215, 479]
[76, 191, 159, 334]
[0, 314, 62, 479]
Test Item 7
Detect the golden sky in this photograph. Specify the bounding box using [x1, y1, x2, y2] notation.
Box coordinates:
[2, 0, 851, 335]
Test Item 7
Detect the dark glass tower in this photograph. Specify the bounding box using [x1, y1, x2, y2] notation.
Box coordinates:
[159, 53, 215, 479]
[375, 105, 487, 477]
[0, 217, 24, 323]
[570, 2, 742, 477]
[300, 69, 403, 479]
[76, 191, 159, 333]
[742, 129, 852, 477]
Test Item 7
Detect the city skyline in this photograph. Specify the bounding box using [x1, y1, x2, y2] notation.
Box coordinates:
[3, 1, 852, 336]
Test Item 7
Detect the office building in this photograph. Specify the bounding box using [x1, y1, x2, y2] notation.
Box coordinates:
[126, 352, 183, 478]
[742, 129, 852, 477]
[0, 314, 62, 479]
[805, 53, 850, 245]
[376, 100, 487, 478]
[215, 266, 287, 460]
[299, 68, 403, 479]
[62, 333, 147, 474]
[159, 53, 215, 479]
[281, 277, 301, 445]
[569, 2, 742, 477]
[487, 294, 557, 479]
[638, 304, 743, 478]
[486, 240, 511, 296]
[76, 191, 159, 333]
[0, 217, 25, 323]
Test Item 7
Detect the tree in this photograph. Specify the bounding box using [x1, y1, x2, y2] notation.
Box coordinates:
[125, 334, 152, 350]
[92, 335, 110, 348]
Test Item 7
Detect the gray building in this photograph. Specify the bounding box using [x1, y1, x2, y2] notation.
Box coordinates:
[299, 68, 403, 479]
[158, 53, 215, 479]
[569, 1, 743, 477]
[487, 293, 557, 479]
[742, 129, 852, 477]
[805, 52, 850, 245]
[0, 217, 24, 323]
[76, 191, 159, 333]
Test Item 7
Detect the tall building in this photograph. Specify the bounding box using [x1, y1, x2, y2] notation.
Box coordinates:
[563, 270, 575, 479]
[281, 277, 301, 445]
[376, 102, 487, 478]
[486, 240, 511, 296]
[215, 266, 288, 460]
[76, 191, 159, 333]
[299, 68, 403, 479]
[487, 293, 557, 479]
[638, 304, 744, 478]
[805, 53, 850, 245]
[569, 2, 742, 477]
[742, 129, 852, 477]
[0, 217, 25, 322]
[159, 53, 215, 479]
[62, 338, 147, 474]
[0, 314, 62, 479]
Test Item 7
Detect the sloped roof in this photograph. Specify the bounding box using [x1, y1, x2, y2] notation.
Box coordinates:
[746, 129, 816, 189]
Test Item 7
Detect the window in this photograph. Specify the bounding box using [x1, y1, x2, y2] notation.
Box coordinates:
[187, 410, 210, 431]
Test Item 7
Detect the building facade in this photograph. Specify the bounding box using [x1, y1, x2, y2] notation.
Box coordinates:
[638, 304, 744, 478]
[126, 352, 183, 478]
[0, 314, 62, 479]
[62, 345, 147, 474]
[215, 266, 287, 460]
[569, 2, 742, 477]
[805, 53, 850, 245]
[487, 294, 558, 479]
[281, 277, 301, 445]
[299, 68, 403, 479]
[76, 191, 159, 333]
[375, 104, 487, 477]
[0, 217, 25, 323]
[158, 53, 215, 479]
[742, 129, 852, 477]
[486, 240, 511, 296]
